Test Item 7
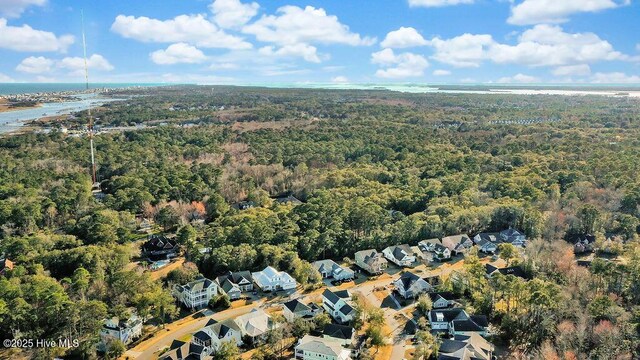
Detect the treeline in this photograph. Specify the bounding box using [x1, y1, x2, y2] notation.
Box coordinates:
[0, 86, 639, 358]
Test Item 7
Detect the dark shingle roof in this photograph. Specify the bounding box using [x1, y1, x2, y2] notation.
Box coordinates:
[323, 323, 354, 340]
[283, 299, 311, 313]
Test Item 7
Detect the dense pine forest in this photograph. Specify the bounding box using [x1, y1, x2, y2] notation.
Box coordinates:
[1, 86, 640, 359]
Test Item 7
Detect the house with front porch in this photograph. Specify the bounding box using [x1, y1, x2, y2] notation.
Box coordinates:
[252, 266, 297, 292]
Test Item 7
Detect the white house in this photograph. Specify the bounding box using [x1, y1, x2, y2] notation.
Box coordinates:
[191, 318, 242, 355]
[428, 308, 488, 336]
[322, 289, 355, 324]
[429, 292, 456, 309]
[216, 271, 254, 300]
[418, 238, 442, 252]
[499, 229, 527, 247]
[283, 299, 323, 322]
[393, 272, 432, 299]
[473, 233, 499, 254]
[312, 259, 355, 281]
[234, 308, 277, 343]
[442, 235, 474, 256]
[433, 243, 452, 261]
[173, 278, 220, 309]
[99, 310, 143, 350]
[382, 244, 416, 267]
[252, 266, 297, 292]
[354, 249, 388, 274]
[295, 335, 351, 360]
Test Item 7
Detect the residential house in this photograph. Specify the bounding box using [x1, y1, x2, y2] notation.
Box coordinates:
[141, 235, 178, 260]
[99, 310, 143, 351]
[382, 244, 416, 267]
[433, 243, 452, 261]
[354, 249, 388, 275]
[231, 201, 255, 210]
[322, 289, 355, 324]
[160, 339, 207, 360]
[312, 260, 355, 281]
[573, 234, 596, 254]
[441, 235, 474, 256]
[323, 323, 355, 347]
[294, 335, 351, 360]
[274, 195, 303, 205]
[428, 308, 488, 337]
[234, 308, 277, 343]
[485, 264, 531, 280]
[437, 333, 494, 360]
[173, 278, 220, 309]
[283, 299, 322, 322]
[428, 292, 457, 309]
[0, 257, 14, 276]
[251, 266, 297, 292]
[499, 228, 527, 247]
[216, 271, 253, 300]
[473, 233, 499, 254]
[393, 272, 432, 299]
[191, 318, 242, 355]
[418, 238, 441, 252]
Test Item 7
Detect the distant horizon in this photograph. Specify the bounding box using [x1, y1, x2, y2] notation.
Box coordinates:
[1, 0, 639, 84]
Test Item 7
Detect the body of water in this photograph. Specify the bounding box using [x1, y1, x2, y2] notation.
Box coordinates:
[0, 94, 123, 134]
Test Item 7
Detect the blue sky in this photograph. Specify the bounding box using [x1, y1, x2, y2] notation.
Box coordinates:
[0, 0, 639, 84]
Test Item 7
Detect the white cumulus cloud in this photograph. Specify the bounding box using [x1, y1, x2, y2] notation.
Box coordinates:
[111, 14, 252, 50]
[0, 73, 15, 82]
[372, 48, 429, 78]
[408, 0, 474, 7]
[427, 25, 629, 68]
[331, 76, 349, 83]
[508, 0, 627, 25]
[497, 73, 540, 83]
[151, 43, 207, 65]
[243, 5, 375, 46]
[552, 64, 591, 76]
[210, 0, 259, 29]
[381, 27, 428, 48]
[433, 69, 451, 76]
[0, 0, 46, 18]
[259, 43, 323, 63]
[58, 54, 114, 76]
[0, 18, 74, 52]
[591, 72, 640, 83]
[16, 56, 54, 73]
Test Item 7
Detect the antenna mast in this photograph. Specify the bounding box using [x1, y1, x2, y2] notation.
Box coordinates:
[81, 10, 97, 185]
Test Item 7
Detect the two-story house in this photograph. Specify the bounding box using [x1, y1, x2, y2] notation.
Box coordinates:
[191, 318, 242, 355]
[473, 233, 499, 254]
[322, 289, 355, 324]
[173, 277, 220, 309]
[499, 228, 527, 248]
[382, 244, 416, 267]
[283, 299, 323, 322]
[393, 272, 432, 299]
[429, 292, 457, 309]
[294, 335, 351, 360]
[312, 259, 355, 281]
[441, 234, 474, 256]
[354, 249, 388, 274]
[428, 308, 488, 337]
[99, 310, 143, 351]
[252, 266, 297, 292]
[216, 271, 254, 300]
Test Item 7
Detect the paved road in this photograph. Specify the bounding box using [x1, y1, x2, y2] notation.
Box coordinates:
[124, 257, 499, 360]
[124, 300, 265, 360]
